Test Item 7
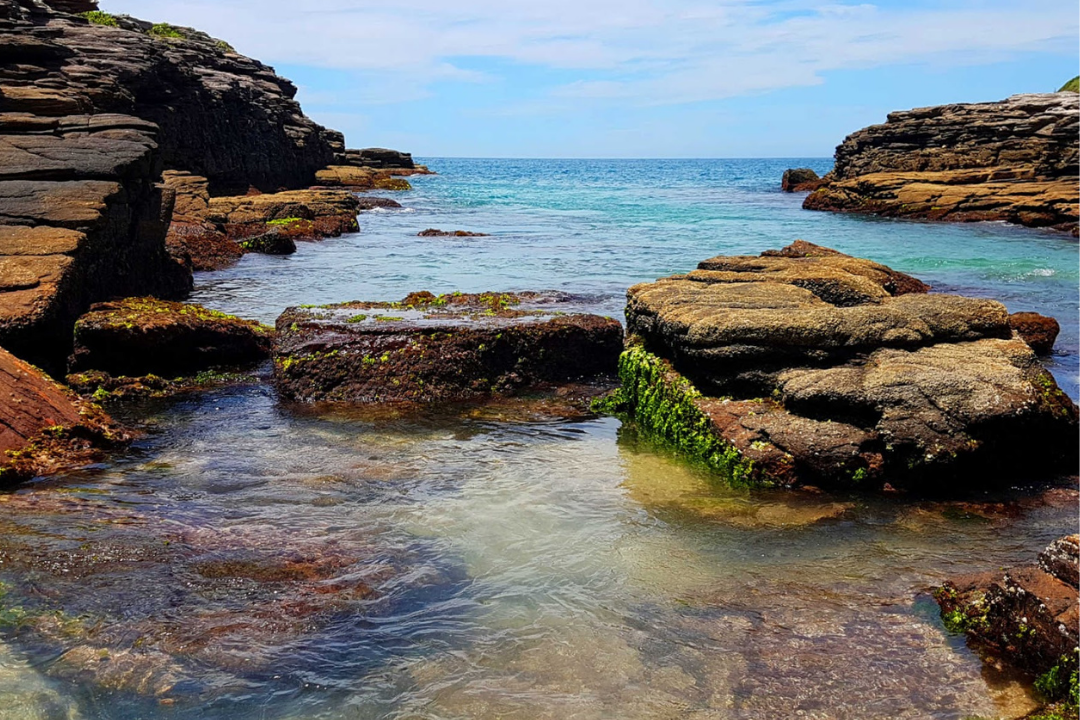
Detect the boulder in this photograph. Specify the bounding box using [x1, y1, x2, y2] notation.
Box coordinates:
[350, 148, 415, 169]
[803, 93, 1080, 233]
[934, 536, 1078, 716]
[356, 197, 403, 211]
[68, 297, 273, 377]
[315, 166, 414, 190]
[611, 242, 1078, 489]
[273, 292, 623, 404]
[1009, 311, 1061, 355]
[0, 344, 125, 485]
[780, 168, 825, 192]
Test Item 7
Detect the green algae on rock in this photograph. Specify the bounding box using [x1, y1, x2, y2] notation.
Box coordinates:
[608, 241, 1078, 490]
[69, 297, 273, 379]
[273, 291, 622, 404]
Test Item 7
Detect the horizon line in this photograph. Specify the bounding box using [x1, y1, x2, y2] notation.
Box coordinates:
[410, 155, 836, 161]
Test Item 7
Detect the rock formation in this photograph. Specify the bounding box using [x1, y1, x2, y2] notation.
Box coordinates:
[417, 229, 489, 237]
[0, 344, 125, 484]
[273, 291, 623, 404]
[608, 241, 1077, 490]
[68, 297, 273, 378]
[780, 168, 826, 192]
[803, 93, 1080, 233]
[935, 535, 1078, 718]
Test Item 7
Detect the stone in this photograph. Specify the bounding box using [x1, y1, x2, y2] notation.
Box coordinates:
[0, 344, 125, 485]
[934, 536, 1079, 715]
[611, 242, 1078, 489]
[356, 196, 403, 211]
[315, 165, 414, 190]
[68, 297, 273, 378]
[351, 147, 415, 169]
[1009, 311, 1060, 355]
[273, 291, 623, 404]
[780, 168, 825, 192]
[417, 229, 489, 237]
[804, 93, 1080, 233]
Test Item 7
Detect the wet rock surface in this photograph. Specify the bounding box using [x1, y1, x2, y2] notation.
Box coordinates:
[0, 345, 124, 485]
[935, 535, 1079, 716]
[780, 167, 826, 192]
[1009, 311, 1061, 355]
[616, 242, 1078, 489]
[804, 93, 1080, 232]
[273, 291, 623, 404]
[418, 228, 490, 237]
[68, 297, 272, 378]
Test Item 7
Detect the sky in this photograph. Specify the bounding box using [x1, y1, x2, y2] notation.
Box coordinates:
[104, 0, 1079, 158]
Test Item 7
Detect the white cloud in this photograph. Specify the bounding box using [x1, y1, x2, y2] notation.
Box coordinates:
[101, 0, 1077, 106]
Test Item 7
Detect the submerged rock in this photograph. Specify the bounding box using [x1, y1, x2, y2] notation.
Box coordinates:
[804, 93, 1080, 233]
[273, 291, 623, 404]
[417, 228, 490, 237]
[68, 297, 272, 378]
[934, 535, 1079, 717]
[610, 242, 1077, 490]
[0, 345, 125, 485]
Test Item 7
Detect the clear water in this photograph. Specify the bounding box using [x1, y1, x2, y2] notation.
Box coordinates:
[1, 159, 1076, 720]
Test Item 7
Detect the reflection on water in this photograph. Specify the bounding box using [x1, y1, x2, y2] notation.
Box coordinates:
[0, 383, 1073, 719]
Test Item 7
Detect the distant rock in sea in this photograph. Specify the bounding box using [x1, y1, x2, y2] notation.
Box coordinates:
[802, 93, 1079, 234]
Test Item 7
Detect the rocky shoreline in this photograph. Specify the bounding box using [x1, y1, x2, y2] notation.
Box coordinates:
[788, 92, 1080, 234]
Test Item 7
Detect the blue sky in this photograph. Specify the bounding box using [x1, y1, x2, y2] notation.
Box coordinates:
[106, 0, 1078, 158]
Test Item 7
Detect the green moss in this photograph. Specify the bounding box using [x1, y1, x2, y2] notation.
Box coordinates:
[148, 22, 186, 39]
[375, 316, 405, 322]
[1059, 76, 1080, 93]
[79, 10, 119, 26]
[214, 39, 235, 53]
[266, 217, 303, 227]
[611, 345, 763, 487]
[345, 314, 368, 324]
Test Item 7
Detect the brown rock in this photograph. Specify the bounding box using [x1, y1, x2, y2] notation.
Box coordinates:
[417, 229, 489, 238]
[1039, 535, 1079, 588]
[803, 93, 1080, 232]
[781, 167, 826, 192]
[68, 297, 273, 378]
[273, 292, 623, 404]
[1009, 311, 1061, 355]
[0, 344, 125, 485]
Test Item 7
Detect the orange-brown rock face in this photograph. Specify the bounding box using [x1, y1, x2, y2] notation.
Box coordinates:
[804, 93, 1080, 233]
[0, 345, 125, 485]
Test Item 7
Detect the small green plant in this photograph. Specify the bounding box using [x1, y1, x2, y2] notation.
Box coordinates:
[79, 10, 119, 26]
[267, 217, 303, 227]
[149, 23, 186, 39]
[345, 314, 368, 324]
[1059, 76, 1079, 93]
[214, 39, 236, 53]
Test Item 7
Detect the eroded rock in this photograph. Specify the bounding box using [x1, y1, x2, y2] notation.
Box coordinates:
[780, 168, 826, 192]
[1010, 311, 1061, 355]
[611, 242, 1078, 489]
[273, 292, 623, 404]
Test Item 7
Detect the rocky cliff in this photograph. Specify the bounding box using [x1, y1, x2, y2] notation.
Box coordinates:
[804, 93, 1080, 233]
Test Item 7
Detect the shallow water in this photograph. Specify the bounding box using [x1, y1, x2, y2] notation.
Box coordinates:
[1, 159, 1077, 719]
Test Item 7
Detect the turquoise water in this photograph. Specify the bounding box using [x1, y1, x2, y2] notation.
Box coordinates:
[0, 159, 1077, 720]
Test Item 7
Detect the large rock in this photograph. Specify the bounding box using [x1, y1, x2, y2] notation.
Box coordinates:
[0, 2, 343, 194]
[0, 344, 125, 485]
[934, 536, 1078, 717]
[780, 168, 825, 192]
[1009, 311, 1061, 355]
[804, 93, 1080, 233]
[613, 242, 1077, 489]
[273, 292, 623, 404]
[68, 297, 273, 377]
[0, 115, 191, 370]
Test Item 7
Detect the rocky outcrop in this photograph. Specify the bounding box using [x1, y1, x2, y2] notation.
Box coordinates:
[609, 241, 1077, 490]
[162, 173, 360, 270]
[781, 168, 826, 192]
[1, 1, 343, 194]
[314, 165, 415, 191]
[934, 536, 1078, 717]
[68, 297, 272, 378]
[418, 229, 489, 237]
[336, 148, 414, 170]
[804, 93, 1080, 233]
[0, 344, 125, 485]
[273, 291, 623, 404]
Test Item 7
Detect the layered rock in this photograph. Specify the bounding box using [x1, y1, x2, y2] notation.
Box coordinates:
[611, 242, 1077, 489]
[68, 297, 273, 378]
[804, 93, 1080, 233]
[0, 112, 191, 368]
[336, 147, 415, 169]
[163, 172, 360, 270]
[273, 291, 622, 404]
[780, 168, 826, 192]
[934, 536, 1078, 717]
[0, 344, 125, 485]
[314, 165, 415, 191]
[1, 0, 343, 194]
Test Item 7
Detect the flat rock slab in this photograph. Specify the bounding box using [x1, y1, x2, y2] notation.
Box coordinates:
[616, 242, 1077, 489]
[273, 292, 623, 404]
[69, 297, 273, 378]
